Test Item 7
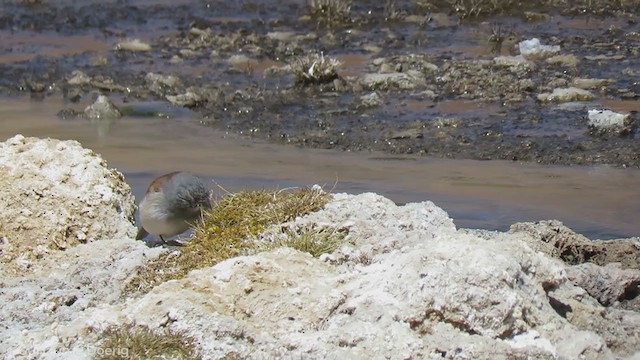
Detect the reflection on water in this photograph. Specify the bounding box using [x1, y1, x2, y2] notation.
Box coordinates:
[0, 96, 639, 240]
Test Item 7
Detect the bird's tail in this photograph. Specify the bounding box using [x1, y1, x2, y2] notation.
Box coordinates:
[135, 227, 149, 240]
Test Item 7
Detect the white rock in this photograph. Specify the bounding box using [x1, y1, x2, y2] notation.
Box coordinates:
[359, 92, 383, 107]
[0, 140, 638, 359]
[66, 70, 91, 85]
[84, 95, 122, 119]
[228, 54, 258, 71]
[0, 239, 166, 358]
[587, 109, 630, 129]
[572, 78, 610, 89]
[519, 38, 561, 58]
[114, 39, 151, 52]
[546, 54, 580, 67]
[0, 135, 136, 269]
[360, 72, 425, 90]
[166, 90, 202, 107]
[266, 31, 295, 41]
[494, 55, 531, 69]
[537, 87, 594, 103]
[145, 72, 180, 88]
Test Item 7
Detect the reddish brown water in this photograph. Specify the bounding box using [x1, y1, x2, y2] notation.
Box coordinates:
[1, 96, 638, 239]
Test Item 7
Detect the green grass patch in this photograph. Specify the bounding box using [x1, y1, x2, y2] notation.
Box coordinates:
[125, 187, 337, 294]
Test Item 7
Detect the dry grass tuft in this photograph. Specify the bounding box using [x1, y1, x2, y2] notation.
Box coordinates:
[257, 224, 349, 258]
[307, 0, 352, 27]
[95, 324, 200, 360]
[125, 186, 333, 294]
[290, 53, 341, 85]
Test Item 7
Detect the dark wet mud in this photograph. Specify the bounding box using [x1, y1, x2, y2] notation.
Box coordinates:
[1, 0, 640, 166]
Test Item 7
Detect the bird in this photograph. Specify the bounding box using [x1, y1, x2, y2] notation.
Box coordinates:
[136, 171, 212, 243]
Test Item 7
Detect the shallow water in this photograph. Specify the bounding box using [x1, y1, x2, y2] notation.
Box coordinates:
[1, 96, 638, 240]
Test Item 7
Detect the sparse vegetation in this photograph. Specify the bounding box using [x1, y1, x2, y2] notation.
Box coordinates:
[307, 0, 352, 27]
[95, 324, 200, 360]
[290, 53, 341, 85]
[125, 186, 335, 294]
[257, 224, 348, 257]
[417, 0, 640, 18]
[384, 0, 406, 21]
[488, 23, 519, 55]
[446, 0, 517, 19]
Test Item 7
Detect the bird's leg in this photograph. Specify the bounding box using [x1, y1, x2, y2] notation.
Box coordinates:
[160, 235, 166, 243]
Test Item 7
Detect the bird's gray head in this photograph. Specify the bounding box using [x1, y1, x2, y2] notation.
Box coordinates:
[163, 172, 211, 213]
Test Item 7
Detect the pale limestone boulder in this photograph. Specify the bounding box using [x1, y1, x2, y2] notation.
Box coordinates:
[112, 194, 636, 359]
[0, 238, 166, 359]
[0, 135, 136, 271]
[1, 173, 638, 359]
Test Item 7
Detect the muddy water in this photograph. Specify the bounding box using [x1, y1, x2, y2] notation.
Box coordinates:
[1, 96, 638, 240]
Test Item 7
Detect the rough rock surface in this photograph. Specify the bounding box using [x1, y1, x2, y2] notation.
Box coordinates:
[0, 135, 136, 272]
[567, 262, 640, 306]
[587, 109, 635, 137]
[0, 238, 167, 359]
[509, 220, 640, 269]
[0, 138, 639, 359]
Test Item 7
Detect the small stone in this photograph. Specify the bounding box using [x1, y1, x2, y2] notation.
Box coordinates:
[546, 54, 579, 67]
[625, 32, 640, 41]
[585, 54, 625, 61]
[572, 78, 610, 89]
[264, 65, 291, 77]
[169, 55, 184, 64]
[363, 45, 382, 54]
[228, 55, 258, 71]
[84, 95, 122, 120]
[166, 91, 202, 107]
[588, 109, 629, 128]
[189, 27, 211, 37]
[266, 31, 295, 42]
[360, 72, 425, 90]
[587, 109, 634, 137]
[386, 128, 423, 140]
[379, 63, 395, 73]
[114, 39, 151, 52]
[404, 15, 429, 24]
[518, 38, 560, 58]
[89, 56, 107, 66]
[494, 55, 532, 69]
[66, 70, 91, 86]
[145, 73, 181, 95]
[537, 87, 593, 103]
[359, 92, 383, 108]
[179, 49, 199, 58]
[65, 88, 82, 103]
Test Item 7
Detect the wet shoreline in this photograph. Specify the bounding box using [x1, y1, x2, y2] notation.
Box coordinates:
[1, 96, 638, 239]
